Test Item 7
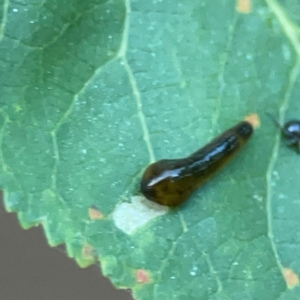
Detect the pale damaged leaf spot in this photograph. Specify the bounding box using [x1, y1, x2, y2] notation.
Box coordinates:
[89, 206, 104, 220]
[236, 0, 252, 14]
[283, 268, 299, 289]
[136, 269, 151, 284]
[112, 196, 169, 235]
[82, 243, 97, 261]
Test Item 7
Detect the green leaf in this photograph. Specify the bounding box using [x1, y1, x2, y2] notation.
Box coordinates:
[1, 0, 300, 299]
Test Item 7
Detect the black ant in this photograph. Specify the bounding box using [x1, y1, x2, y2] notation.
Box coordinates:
[267, 113, 300, 153]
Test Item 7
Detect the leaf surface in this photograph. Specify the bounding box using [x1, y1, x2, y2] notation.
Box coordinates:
[1, 0, 300, 299]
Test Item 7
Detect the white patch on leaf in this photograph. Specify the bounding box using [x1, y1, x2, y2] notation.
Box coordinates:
[112, 196, 169, 235]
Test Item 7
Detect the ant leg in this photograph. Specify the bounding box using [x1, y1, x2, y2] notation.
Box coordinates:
[285, 137, 297, 146]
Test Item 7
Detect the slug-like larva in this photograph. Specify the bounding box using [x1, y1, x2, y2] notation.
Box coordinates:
[140, 121, 253, 207]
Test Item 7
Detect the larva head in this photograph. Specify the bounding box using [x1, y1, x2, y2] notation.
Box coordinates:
[235, 121, 253, 142]
[140, 159, 195, 207]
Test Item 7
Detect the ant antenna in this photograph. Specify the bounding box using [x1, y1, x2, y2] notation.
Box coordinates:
[265, 112, 282, 129]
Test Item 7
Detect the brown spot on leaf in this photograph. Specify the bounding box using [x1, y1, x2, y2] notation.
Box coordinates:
[244, 113, 260, 129]
[136, 269, 151, 284]
[82, 243, 97, 261]
[236, 0, 252, 14]
[283, 268, 299, 288]
[89, 206, 104, 220]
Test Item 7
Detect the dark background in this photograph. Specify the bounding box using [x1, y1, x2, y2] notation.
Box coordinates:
[0, 192, 134, 300]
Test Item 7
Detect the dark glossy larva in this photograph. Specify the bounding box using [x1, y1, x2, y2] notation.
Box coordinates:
[140, 121, 254, 207]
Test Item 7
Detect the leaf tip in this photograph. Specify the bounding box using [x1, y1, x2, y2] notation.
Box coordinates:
[236, 0, 252, 14]
[136, 269, 151, 284]
[89, 206, 105, 220]
[244, 113, 260, 129]
[283, 268, 299, 289]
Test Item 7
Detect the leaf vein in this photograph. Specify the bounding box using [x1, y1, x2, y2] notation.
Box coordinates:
[211, 12, 238, 132]
[118, 0, 155, 163]
[265, 0, 300, 57]
[0, 0, 9, 42]
[202, 251, 224, 294]
[0, 109, 11, 174]
[265, 59, 300, 277]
